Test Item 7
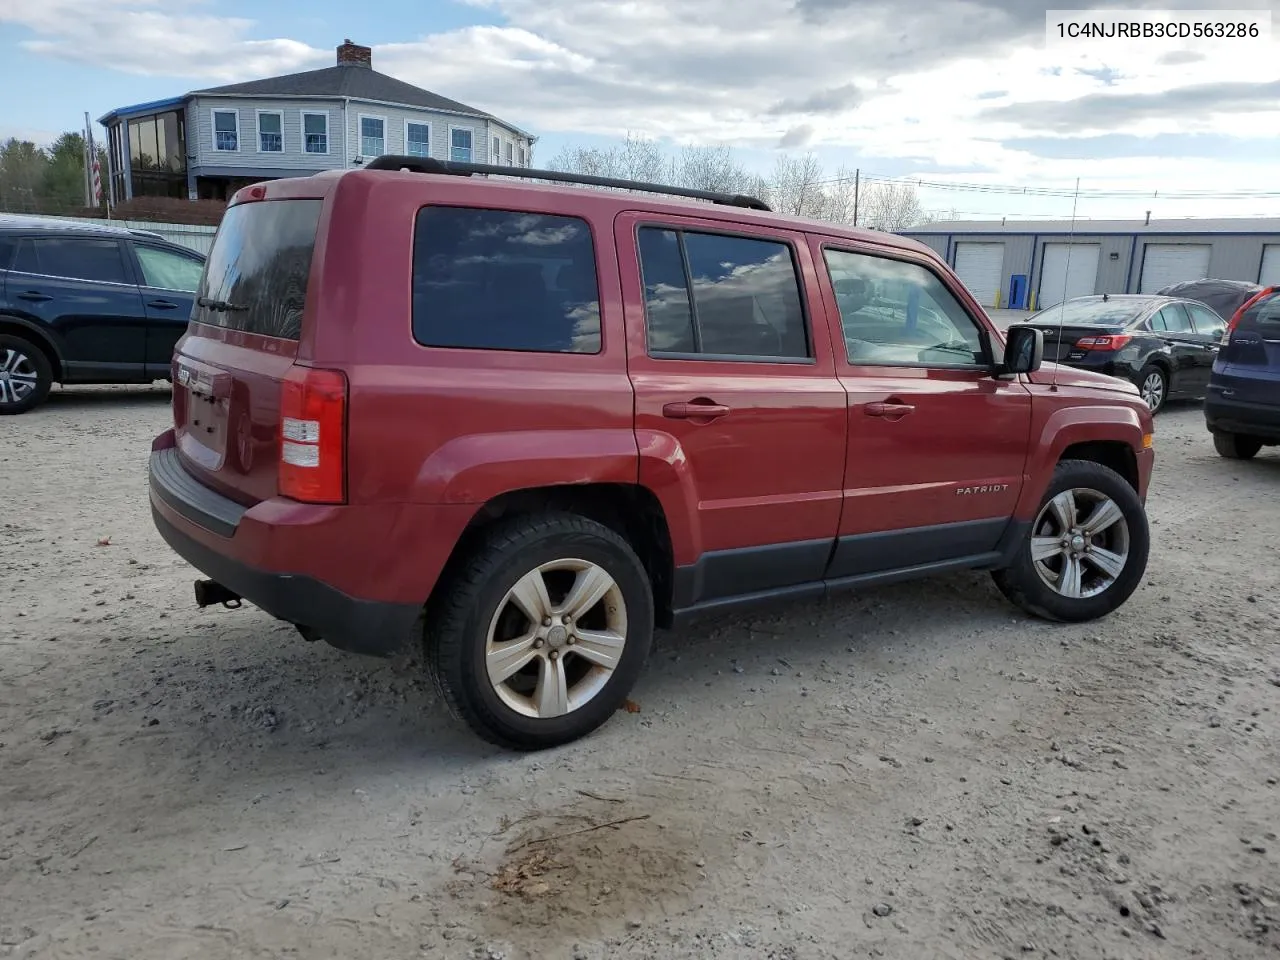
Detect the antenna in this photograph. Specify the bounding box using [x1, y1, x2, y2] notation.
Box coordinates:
[1051, 177, 1082, 392]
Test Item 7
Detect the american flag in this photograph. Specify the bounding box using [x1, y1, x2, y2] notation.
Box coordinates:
[84, 113, 102, 206]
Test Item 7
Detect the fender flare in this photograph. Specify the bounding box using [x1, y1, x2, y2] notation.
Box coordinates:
[0, 314, 65, 379]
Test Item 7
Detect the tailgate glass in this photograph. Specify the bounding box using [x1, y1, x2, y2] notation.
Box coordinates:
[193, 199, 323, 340]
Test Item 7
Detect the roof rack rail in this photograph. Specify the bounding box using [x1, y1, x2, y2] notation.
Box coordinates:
[362, 155, 772, 212]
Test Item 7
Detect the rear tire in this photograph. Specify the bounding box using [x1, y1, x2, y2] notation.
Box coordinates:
[1136, 364, 1167, 414]
[0, 334, 53, 415]
[1213, 431, 1263, 460]
[993, 460, 1149, 623]
[426, 512, 654, 750]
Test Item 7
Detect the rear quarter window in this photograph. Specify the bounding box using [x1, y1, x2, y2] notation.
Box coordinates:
[411, 207, 601, 354]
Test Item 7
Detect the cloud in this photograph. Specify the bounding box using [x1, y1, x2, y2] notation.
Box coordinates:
[1074, 65, 1123, 86]
[778, 125, 815, 148]
[766, 83, 862, 116]
[1001, 132, 1279, 161]
[981, 79, 1280, 133]
[1157, 49, 1205, 66]
[0, 0, 327, 80]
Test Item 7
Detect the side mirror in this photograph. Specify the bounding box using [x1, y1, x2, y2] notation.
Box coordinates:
[1001, 324, 1044, 376]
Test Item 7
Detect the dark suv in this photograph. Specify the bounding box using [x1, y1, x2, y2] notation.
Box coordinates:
[0, 215, 206, 414]
[1206, 285, 1280, 459]
[149, 158, 1156, 750]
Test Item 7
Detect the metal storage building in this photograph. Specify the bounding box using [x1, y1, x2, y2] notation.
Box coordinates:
[900, 218, 1280, 310]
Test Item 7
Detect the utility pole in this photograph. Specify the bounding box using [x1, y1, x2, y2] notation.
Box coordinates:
[852, 168, 860, 226]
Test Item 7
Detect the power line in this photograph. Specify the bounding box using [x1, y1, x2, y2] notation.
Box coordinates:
[817, 170, 1280, 200]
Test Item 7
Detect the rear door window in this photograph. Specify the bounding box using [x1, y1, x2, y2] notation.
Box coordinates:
[193, 199, 322, 341]
[1238, 292, 1280, 330]
[636, 226, 810, 360]
[13, 237, 130, 284]
[412, 207, 601, 353]
[1153, 303, 1192, 333]
[135, 245, 204, 292]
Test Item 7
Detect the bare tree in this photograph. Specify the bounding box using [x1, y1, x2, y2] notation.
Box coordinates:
[765, 153, 827, 218]
[545, 136, 927, 231]
[859, 181, 925, 232]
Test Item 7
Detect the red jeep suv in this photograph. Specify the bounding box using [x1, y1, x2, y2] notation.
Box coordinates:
[149, 157, 1155, 749]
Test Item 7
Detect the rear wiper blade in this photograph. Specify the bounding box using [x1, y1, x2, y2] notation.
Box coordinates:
[197, 296, 248, 312]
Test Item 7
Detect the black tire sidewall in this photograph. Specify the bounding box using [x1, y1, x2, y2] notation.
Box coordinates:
[1214, 431, 1262, 460]
[1137, 364, 1167, 414]
[0, 334, 53, 415]
[443, 522, 653, 749]
[1001, 461, 1150, 622]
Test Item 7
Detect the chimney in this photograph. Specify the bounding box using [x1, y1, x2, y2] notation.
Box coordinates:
[336, 39, 372, 68]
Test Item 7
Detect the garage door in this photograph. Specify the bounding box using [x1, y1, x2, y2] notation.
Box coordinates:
[1260, 245, 1280, 286]
[1139, 244, 1211, 293]
[1038, 243, 1100, 308]
[953, 242, 1004, 307]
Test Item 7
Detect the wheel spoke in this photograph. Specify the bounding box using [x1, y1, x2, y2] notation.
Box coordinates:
[0, 350, 18, 374]
[486, 634, 540, 684]
[1080, 498, 1124, 537]
[1047, 491, 1078, 532]
[534, 654, 570, 718]
[1031, 536, 1065, 563]
[1057, 556, 1084, 598]
[560, 565, 615, 620]
[507, 569, 552, 625]
[1084, 547, 1126, 580]
[571, 628, 625, 670]
[0, 381, 11, 404]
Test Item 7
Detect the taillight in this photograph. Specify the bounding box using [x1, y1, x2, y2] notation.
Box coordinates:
[279, 366, 347, 504]
[1075, 334, 1132, 351]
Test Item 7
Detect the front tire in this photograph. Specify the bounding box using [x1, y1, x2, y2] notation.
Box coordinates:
[993, 460, 1149, 623]
[1137, 364, 1168, 414]
[426, 512, 654, 750]
[1213, 431, 1263, 460]
[0, 334, 53, 415]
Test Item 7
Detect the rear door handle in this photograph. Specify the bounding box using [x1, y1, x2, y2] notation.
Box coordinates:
[663, 400, 730, 420]
[147, 299, 179, 310]
[865, 401, 915, 419]
[16, 291, 51, 302]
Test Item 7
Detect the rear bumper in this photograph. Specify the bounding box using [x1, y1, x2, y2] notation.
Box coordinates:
[149, 445, 421, 657]
[1204, 396, 1280, 441]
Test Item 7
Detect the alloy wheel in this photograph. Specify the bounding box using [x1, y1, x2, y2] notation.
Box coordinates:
[0, 348, 39, 405]
[484, 558, 628, 719]
[1140, 371, 1165, 412]
[1030, 488, 1131, 599]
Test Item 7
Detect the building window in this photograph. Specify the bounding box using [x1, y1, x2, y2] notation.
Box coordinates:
[125, 109, 187, 199]
[257, 111, 283, 152]
[450, 127, 473, 163]
[492, 135, 500, 162]
[518, 145, 527, 167]
[302, 112, 328, 154]
[213, 109, 239, 151]
[505, 141, 514, 166]
[359, 115, 385, 157]
[405, 121, 430, 158]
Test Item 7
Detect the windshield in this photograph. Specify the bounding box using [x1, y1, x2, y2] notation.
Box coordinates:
[1030, 299, 1146, 327]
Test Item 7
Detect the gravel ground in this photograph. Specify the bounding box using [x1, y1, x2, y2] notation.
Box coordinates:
[2, 384, 1279, 960]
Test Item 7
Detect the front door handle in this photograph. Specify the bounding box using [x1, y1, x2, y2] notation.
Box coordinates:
[16, 291, 51, 302]
[147, 299, 179, 310]
[663, 400, 730, 420]
[865, 401, 916, 419]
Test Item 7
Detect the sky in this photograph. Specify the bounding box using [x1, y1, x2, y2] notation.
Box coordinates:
[1, 0, 1278, 221]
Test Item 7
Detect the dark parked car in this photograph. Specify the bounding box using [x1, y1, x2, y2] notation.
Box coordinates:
[1022, 294, 1226, 413]
[0, 215, 206, 414]
[1156, 278, 1263, 322]
[1206, 285, 1280, 459]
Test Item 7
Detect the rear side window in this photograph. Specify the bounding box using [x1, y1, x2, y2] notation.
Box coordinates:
[13, 237, 129, 284]
[637, 226, 810, 360]
[193, 199, 321, 341]
[1185, 302, 1226, 338]
[0, 238, 15, 271]
[412, 207, 601, 353]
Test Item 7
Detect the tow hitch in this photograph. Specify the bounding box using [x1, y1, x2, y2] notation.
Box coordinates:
[194, 579, 243, 609]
